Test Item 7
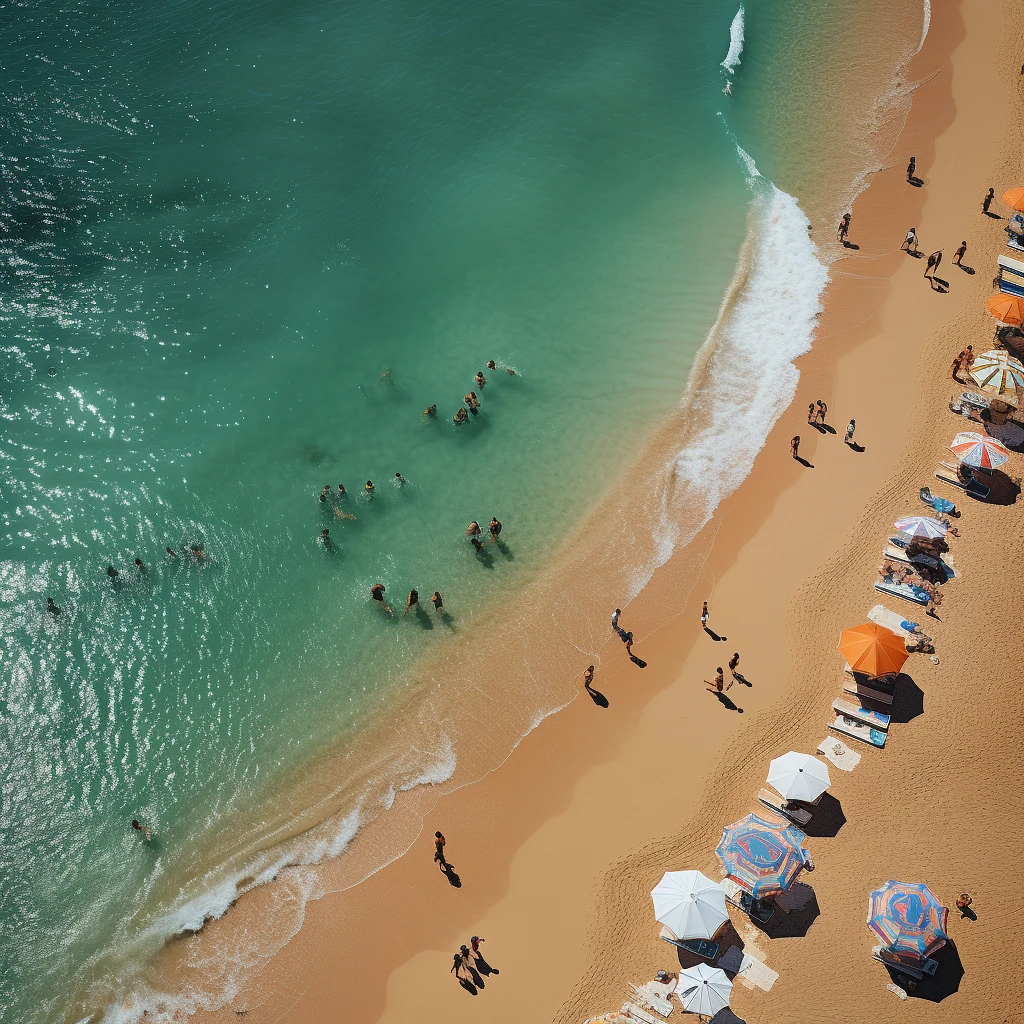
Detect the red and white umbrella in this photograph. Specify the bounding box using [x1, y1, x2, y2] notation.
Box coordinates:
[948, 431, 1010, 470]
[893, 515, 947, 540]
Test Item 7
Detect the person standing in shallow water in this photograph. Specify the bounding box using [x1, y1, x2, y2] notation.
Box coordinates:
[403, 589, 418, 616]
[837, 213, 851, 244]
[434, 831, 446, 866]
[370, 583, 392, 615]
[906, 155, 916, 182]
[431, 591, 444, 614]
[488, 517, 502, 542]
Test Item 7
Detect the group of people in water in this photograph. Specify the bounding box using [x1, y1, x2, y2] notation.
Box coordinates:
[422, 360, 516, 426]
[466, 517, 502, 551]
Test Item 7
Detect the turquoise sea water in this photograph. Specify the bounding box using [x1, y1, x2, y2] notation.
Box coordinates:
[0, 0, 923, 1019]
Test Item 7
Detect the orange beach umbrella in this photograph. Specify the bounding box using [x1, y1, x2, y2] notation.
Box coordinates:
[985, 293, 1024, 326]
[1002, 187, 1024, 212]
[837, 623, 908, 678]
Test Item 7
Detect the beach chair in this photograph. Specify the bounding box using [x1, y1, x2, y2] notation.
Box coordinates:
[757, 787, 813, 825]
[997, 276, 1024, 297]
[620, 1002, 659, 1024]
[998, 253, 1024, 280]
[659, 927, 719, 961]
[874, 579, 929, 606]
[832, 698, 890, 731]
[628, 982, 673, 1018]
[842, 675, 895, 705]
[720, 877, 775, 923]
[830, 714, 886, 748]
[871, 946, 938, 980]
[935, 463, 990, 498]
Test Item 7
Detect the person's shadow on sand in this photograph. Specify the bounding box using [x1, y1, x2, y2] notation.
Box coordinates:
[456, 975, 478, 995]
[929, 276, 950, 293]
[703, 627, 728, 641]
[584, 681, 609, 708]
[908, 175, 924, 188]
[709, 690, 743, 713]
[795, 456, 814, 468]
[441, 863, 462, 887]
[841, 240, 861, 250]
[957, 263, 976, 275]
[846, 441, 866, 453]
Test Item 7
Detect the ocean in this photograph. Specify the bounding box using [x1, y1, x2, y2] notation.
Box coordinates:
[0, 1, 925, 1020]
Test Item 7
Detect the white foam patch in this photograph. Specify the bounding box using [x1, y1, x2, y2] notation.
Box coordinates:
[918, 0, 931, 54]
[721, 6, 745, 73]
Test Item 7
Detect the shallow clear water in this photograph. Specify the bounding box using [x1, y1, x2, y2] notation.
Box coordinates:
[0, 1, 775, 1018]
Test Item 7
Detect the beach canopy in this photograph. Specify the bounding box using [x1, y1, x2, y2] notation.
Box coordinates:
[650, 870, 729, 940]
[677, 963, 733, 1017]
[949, 430, 1011, 469]
[893, 515, 947, 540]
[970, 348, 1024, 401]
[1002, 187, 1024, 211]
[715, 813, 810, 898]
[985, 293, 1024, 325]
[837, 622, 908, 677]
[867, 880, 949, 961]
[766, 752, 831, 803]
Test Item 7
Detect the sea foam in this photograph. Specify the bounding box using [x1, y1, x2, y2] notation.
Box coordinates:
[721, 6, 744, 74]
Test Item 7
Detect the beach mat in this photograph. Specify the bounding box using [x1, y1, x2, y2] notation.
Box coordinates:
[868, 604, 919, 637]
[817, 736, 861, 771]
[717, 945, 779, 992]
[831, 715, 886, 748]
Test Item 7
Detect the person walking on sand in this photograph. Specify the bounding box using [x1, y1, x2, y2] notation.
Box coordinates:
[471, 935, 498, 975]
[837, 213, 851, 244]
[807, 402, 816, 425]
[371, 583, 393, 615]
[924, 250, 942, 278]
[982, 187, 995, 214]
[816, 400, 827, 424]
[901, 227, 918, 253]
[953, 240, 967, 266]
[431, 591, 444, 614]
[906, 156, 916, 182]
[790, 436, 801, 460]
[433, 831, 447, 866]
[729, 652, 741, 681]
[701, 601, 709, 629]
[950, 348, 968, 381]
[845, 419, 856, 445]
[583, 665, 596, 691]
[403, 589, 418, 616]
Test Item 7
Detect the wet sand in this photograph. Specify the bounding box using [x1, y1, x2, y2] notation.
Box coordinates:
[184, 0, 1024, 1021]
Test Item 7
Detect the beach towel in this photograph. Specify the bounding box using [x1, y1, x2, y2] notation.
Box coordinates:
[830, 715, 886, 748]
[816, 736, 861, 771]
[874, 579, 929, 605]
[717, 946, 778, 992]
[868, 604, 915, 636]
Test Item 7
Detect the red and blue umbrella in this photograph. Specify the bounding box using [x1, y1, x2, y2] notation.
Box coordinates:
[715, 813, 810, 898]
[867, 880, 949, 961]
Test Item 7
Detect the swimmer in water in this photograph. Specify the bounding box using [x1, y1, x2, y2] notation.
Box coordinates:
[424, 404, 437, 418]
[370, 582, 393, 615]
[431, 591, 444, 613]
[475, 371, 486, 389]
[365, 480, 374, 495]
[166, 547, 178, 559]
[131, 819, 152, 842]
[486, 360, 496, 370]
[467, 521, 482, 538]
[320, 528, 332, 547]
[106, 565, 119, 579]
[47, 597, 61, 616]
[395, 472, 406, 486]
[337, 484, 346, 497]
[190, 545, 207, 563]
[318, 490, 327, 503]
[454, 407, 468, 425]
[134, 558, 145, 574]
[464, 393, 478, 416]
[403, 589, 418, 616]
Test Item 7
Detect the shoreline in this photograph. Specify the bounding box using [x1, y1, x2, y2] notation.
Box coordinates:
[155, 1, 1008, 1022]
[98, 0, 1014, 1018]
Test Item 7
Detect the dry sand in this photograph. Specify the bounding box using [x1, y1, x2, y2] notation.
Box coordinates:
[191, 0, 1024, 1021]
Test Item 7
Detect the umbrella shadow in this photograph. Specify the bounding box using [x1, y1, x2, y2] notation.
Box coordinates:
[800, 793, 847, 838]
[709, 1010, 746, 1024]
[882, 941, 964, 1002]
[887, 673, 924, 724]
[673, 920, 744, 974]
[972, 469, 1020, 505]
[756, 884, 819, 939]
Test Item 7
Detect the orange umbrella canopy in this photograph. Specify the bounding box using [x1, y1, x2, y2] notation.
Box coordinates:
[986, 293, 1024, 325]
[837, 623, 908, 677]
[1002, 187, 1024, 211]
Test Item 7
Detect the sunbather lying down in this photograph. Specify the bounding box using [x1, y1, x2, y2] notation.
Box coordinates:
[905, 635, 935, 654]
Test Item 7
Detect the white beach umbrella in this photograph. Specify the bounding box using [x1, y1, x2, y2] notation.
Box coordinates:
[677, 962, 733, 1017]
[767, 751, 831, 803]
[893, 515, 947, 540]
[650, 870, 728, 940]
[970, 349, 1024, 398]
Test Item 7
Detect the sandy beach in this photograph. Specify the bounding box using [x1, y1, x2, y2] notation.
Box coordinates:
[179, 0, 1024, 1021]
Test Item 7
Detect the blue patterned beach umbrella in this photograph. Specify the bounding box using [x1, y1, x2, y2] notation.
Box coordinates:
[867, 880, 949, 961]
[715, 813, 810, 898]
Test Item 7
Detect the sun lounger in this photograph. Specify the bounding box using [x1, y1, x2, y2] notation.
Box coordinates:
[998, 253, 1024, 278]
[874, 579, 930, 605]
[997, 277, 1024, 297]
[1008, 234, 1024, 254]
[627, 983, 673, 1018]
[842, 676, 895, 705]
[720, 877, 775, 923]
[871, 946, 938, 979]
[833, 698, 890, 730]
[659, 927, 719, 960]
[620, 1002, 659, 1024]
[883, 545, 956, 580]
[936, 463, 990, 498]
[757, 788, 813, 825]
[830, 715, 886, 748]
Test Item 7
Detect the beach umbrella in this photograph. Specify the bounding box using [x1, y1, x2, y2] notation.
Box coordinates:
[867, 880, 949, 961]
[986, 293, 1024, 326]
[650, 870, 729, 940]
[1002, 187, 1024, 211]
[970, 349, 1024, 401]
[837, 622, 909, 677]
[766, 752, 831, 803]
[677, 963, 733, 1017]
[893, 515, 948, 540]
[949, 430, 1011, 469]
[715, 813, 810, 898]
